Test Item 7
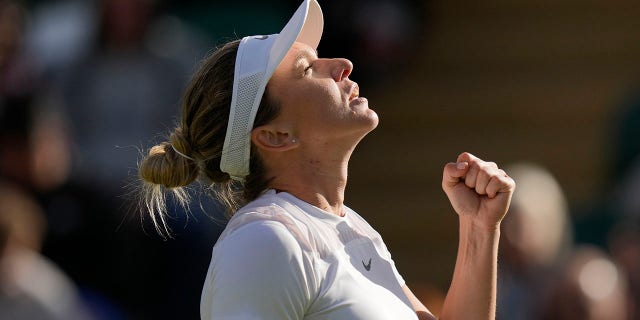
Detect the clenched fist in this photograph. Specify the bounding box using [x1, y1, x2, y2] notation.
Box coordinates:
[442, 152, 516, 231]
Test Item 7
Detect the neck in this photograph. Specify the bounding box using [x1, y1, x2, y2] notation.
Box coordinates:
[267, 144, 354, 217]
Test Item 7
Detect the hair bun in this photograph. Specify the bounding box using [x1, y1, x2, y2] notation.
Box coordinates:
[139, 141, 199, 188]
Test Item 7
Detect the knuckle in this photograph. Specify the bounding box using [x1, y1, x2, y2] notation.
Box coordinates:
[479, 161, 496, 168]
[465, 179, 475, 188]
[457, 151, 475, 161]
[478, 163, 495, 175]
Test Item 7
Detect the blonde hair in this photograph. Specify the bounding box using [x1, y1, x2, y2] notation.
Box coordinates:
[137, 40, 280, 238]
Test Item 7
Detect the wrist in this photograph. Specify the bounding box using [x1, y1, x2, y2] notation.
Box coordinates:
[458, 218, 501, 256]
[456, 218, 501, 267]
[459, 216, 502, 236]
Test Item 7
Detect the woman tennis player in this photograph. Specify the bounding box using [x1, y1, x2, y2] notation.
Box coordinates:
[138, 0, 515, 319]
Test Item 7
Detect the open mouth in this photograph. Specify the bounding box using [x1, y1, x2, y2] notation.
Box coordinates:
[349, 84, 360, 101]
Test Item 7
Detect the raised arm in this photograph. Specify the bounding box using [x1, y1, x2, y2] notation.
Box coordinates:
[439, 152, 514, 320]
[404, 152, 514, 320]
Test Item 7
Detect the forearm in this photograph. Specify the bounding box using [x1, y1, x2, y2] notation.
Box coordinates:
[439, 218, 500, 320]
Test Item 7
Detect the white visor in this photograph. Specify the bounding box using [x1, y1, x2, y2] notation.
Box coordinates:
[220, 0, 323, 180]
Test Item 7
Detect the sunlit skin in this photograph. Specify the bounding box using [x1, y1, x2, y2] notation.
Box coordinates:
[251, 42, 378, 217]
[266, 42, 378, 147]
[251, 42, 515, 320]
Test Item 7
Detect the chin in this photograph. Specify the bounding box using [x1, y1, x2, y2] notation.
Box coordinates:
[345, 100, 379, 135]
[366, 107, 379, 128]
[357, 109, 379, 137]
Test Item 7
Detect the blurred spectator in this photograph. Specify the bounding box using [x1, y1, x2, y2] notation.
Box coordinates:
[497, 163, 573, 320]
[59, 0, 186, 195]
[0, 0, 73, 194]
[24, 0, 97, 81]
[0, 84, 126, 318]
[42, 0, 221, 318]
[0, 0, 39, 98]
[604, 80, 640, 319]
[0, 1, 41, 190]
[0, 182, 95, 320]
[541, 246, 630, 320]
[0, 10, 97, 298]
[608, 220, 640, 319]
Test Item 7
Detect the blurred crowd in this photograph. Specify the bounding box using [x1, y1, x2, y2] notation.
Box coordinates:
[0, 0, 639, 319]
[0, 0, 220, 318]
[0, 0, 423, 319]
[495, 162, 640, 320]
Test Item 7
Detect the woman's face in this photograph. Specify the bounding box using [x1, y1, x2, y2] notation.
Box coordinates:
[266, 42, 379, 146]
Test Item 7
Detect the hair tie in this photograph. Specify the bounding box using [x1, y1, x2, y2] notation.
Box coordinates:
[171, 144, 196, 161]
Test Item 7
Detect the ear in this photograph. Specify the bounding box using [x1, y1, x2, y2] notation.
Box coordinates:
[251, 125, 298, 152]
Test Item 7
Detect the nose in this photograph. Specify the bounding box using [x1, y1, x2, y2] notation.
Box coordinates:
[330, 58, 353, 82]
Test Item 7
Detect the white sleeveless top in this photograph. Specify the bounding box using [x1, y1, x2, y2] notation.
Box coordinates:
[200, 190, 418, 320]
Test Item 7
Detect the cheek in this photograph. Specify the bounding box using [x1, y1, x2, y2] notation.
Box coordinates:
[292, 83, 341, 111]
[312, 84, 343, 112]
[310, 87, 345, 121]
[274, 81, 346, 128]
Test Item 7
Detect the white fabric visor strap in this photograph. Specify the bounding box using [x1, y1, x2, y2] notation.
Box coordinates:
[219, 0, 322, 181]
[220, 35, 277, 180]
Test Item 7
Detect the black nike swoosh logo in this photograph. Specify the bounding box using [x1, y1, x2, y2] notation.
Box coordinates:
[362, 258, 372, 271]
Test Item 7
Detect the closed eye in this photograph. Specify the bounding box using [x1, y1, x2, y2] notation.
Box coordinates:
[304, 64, 313, 75]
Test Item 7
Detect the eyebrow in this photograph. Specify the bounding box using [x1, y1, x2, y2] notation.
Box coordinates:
[293, 48, 319, 71]
[296, 48, 319, 61]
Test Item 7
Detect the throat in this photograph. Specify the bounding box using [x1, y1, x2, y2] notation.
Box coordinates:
[273, 188, 346, 217]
